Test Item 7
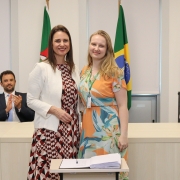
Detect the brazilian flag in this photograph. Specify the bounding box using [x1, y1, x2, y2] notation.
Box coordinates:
[114, 5, 132, 110]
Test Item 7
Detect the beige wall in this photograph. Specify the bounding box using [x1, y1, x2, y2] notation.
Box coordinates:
[10, 0, 81, 93]
[1, 0, 180, 122]
[160, 0, 180, 122]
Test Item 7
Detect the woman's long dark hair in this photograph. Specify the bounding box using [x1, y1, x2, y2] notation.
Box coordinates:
[47, 25, 74, 74]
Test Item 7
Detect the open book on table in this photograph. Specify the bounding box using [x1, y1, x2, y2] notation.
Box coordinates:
[60, 153, 121, 169]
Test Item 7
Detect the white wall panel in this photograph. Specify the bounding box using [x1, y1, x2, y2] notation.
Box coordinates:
[0, 0, 11, 93]
[88, 0, 160, 94]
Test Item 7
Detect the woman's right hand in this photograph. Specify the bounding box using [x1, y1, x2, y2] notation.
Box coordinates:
[48, 106, 72, 123]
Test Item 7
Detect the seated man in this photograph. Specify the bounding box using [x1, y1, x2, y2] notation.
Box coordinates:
[0, 70, 34, 122]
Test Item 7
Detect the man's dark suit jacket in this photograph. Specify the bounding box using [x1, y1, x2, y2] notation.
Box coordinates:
[0, 92, 34, 122]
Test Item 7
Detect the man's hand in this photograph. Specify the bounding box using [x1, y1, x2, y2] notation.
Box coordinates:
[12, 95, 22, 109]
[5, 94, 13, 113]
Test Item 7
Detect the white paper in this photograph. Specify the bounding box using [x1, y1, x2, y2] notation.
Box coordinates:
[59, 153, 121, 169]
[90, 153, 121, 169]
[87, 96, 91, 108]
[60, 159, 90, 169]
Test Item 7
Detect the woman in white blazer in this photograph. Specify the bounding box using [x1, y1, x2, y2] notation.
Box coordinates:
[27, 25, 81, 180]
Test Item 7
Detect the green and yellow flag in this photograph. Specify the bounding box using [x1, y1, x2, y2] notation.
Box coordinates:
[114, 5, 132, 110]
[40, 5, 51, 61]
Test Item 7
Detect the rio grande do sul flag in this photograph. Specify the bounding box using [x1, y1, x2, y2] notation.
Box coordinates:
[114, 5, 132, 110]
[40, 6, 51, 61]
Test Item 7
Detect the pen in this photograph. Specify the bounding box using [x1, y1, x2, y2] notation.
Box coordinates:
[76, 159, 78, 164]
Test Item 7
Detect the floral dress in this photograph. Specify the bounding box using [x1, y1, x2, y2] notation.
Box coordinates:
[78, 66, 128, 180]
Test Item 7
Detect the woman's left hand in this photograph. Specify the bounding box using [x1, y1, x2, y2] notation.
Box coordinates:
[118, 135, 128, 152]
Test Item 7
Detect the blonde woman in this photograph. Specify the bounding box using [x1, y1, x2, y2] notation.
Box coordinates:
[78, 30, 128, 164]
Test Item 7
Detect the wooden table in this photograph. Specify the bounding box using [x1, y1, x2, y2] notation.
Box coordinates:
[0, 122, 33, 180]
[0, 122, 180, 180]
[50, 158, 129, 180]
[128, 123, 180, 180]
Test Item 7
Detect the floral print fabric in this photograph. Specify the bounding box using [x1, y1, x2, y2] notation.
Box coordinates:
[78, 66, 129, 180]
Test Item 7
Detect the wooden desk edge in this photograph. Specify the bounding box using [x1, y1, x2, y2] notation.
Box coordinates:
[50, 158, 129, 173]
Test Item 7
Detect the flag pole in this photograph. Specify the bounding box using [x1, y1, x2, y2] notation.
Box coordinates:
[118, 0, 121, 13]
[46, 0, 49, 9]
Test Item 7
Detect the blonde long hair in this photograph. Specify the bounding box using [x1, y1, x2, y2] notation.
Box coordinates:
[87, 30, 123, 79]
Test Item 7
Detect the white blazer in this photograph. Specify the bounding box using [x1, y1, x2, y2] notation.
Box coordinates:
[27, 62, 80, 132]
